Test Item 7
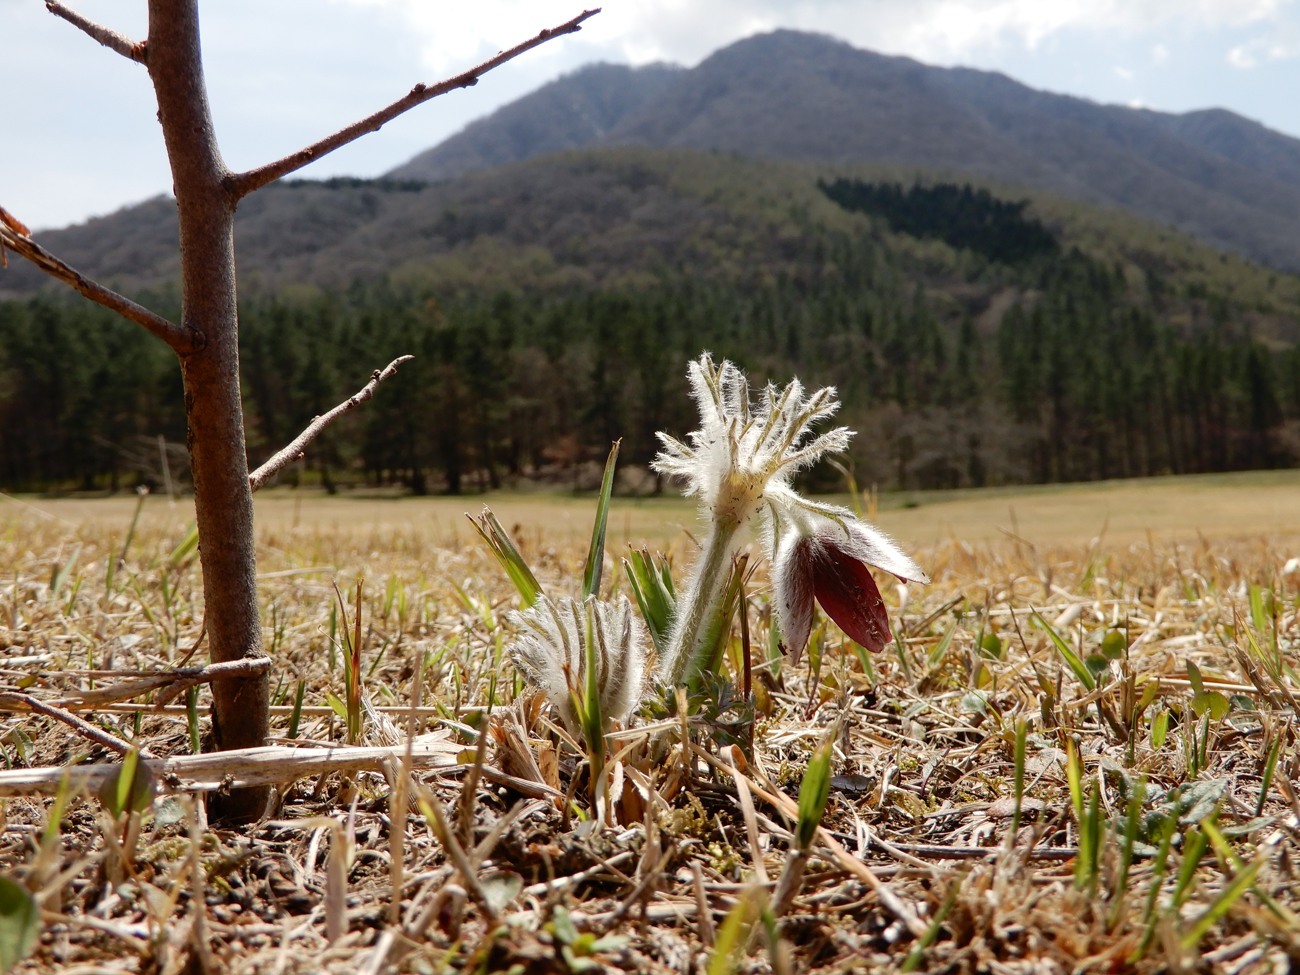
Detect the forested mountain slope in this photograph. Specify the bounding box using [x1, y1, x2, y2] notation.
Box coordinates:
[390, 30, 1300, 273]
[3, 149, 1299, 494]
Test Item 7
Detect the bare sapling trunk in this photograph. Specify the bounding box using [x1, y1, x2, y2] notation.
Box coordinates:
[1, 1, 598, 824]
[146, 0, 268, 821]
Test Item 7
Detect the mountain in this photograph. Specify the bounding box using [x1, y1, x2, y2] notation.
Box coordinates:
[387, 62, 684, 182]
[389, 30, 1300, 273]
[7, 30, 1300, 299]
[7, 144, 1300, 492]
[4, 147, 1299, 344]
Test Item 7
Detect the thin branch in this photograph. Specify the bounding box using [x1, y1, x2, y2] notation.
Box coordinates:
[19, 656, 274, 712]
[229, 8, 600, 197]
[45, 0, 146, 63]
[0, 222, 201, 354]
[0, 691, 146, 758]
[153, 656, 271, 707]
[249, 355, 414, 491]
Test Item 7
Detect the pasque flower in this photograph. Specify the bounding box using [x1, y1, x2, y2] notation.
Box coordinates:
[767, 493, 928, 658]
[653, 354, 927, 682]
[508, 593, 649, 731]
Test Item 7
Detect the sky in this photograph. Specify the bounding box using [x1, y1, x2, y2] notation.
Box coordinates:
[3, 0, 1299, 231]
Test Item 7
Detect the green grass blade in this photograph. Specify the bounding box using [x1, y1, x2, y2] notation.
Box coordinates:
[901, 876, 962, 972]
[169, 523, 199, 567]
[1109, 777, 1146, 930]
[1065, 737, 1084, 821]
[926, 621, 957, 669]
[324, 689, 349, 723]
[1033, 610, 1095, 691]
[49, 544, 81, 597]
[1247, 583, 1269, 634]
[707, 886, 761, 975]
[1180, 857, 1262, 950]
[1151, 708, 1170, 749]
[1172, 828, 1208, 907]
[796, 727, 836, 851]
[468, 508, 542, 607]
[582, 440, 620, 600]
[186, 687, 201, 754]
[98, 748, 155, 818]
[1132, 814, 1177, 960]
[1257, 733, 1283, 816]
[0, 876, 41, 973]
[286, 679, 306, 741]
[1074, 783, 1101, 892]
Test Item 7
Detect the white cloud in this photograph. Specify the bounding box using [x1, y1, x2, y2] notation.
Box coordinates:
[306, 0, 1300, 80]
[1114, 65, 1135, 79]
[329, 0, 1300, 74]
[1151, 42, 1171, 64]
[1227, 27, 1300, 68]
[1229, 42, 1262, 66]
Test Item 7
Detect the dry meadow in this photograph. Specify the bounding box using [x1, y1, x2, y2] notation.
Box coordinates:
[0, 472, 1297, 973]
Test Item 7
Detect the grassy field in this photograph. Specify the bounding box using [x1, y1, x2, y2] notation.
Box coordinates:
[13, 467, 1300, 547]
[0, 472, 1297, 973]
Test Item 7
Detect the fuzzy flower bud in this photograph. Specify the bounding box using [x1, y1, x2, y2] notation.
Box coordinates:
[508, 593, 650, 730]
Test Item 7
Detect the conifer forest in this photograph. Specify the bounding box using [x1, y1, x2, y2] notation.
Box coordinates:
[3, 176, 1298, 495]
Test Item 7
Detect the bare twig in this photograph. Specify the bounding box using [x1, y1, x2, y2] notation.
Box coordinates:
[0, 222, 199, 353]
[1, 657, 272, 712]
[248, 356, 414, 491]
[0, 692, 144, 758]
[45, 1, 146, 62]
[154, 656, 272, 707]
[229, 8, 600, 197]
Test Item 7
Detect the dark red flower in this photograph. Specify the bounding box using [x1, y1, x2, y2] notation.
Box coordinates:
[772, 511, 927, 658]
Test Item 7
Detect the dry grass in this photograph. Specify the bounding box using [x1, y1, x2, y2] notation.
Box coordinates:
[0, 479, 1297, 974]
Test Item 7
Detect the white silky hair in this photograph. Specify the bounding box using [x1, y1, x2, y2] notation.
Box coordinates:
[507, 593, 650, 730]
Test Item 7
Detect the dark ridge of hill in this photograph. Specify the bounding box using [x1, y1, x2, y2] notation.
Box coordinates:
[5, 148, 1300, 349]
[386, 29, 1300, 272]
[386, 61, 684, 182]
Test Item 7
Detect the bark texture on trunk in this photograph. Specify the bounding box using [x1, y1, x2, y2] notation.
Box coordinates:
[147, 0, 269, 822]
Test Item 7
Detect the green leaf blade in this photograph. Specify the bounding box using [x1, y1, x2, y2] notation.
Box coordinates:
[468, 507, 542, 607]
[796, 731, 835, 851]
[1033, 611, 1096, 691]
[623, 549, 676, 655]
[0, 877, 41, 973]
[582, 440, 620, 600]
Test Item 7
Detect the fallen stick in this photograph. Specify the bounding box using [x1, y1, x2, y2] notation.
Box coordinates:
[0, 691, 142, 757]
[0, 737, 462, 797]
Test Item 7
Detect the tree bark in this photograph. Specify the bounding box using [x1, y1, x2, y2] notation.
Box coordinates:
[147, 0, 268, 822]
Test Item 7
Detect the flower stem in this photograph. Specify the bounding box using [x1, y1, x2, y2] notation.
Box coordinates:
[662, 517, 742, 687]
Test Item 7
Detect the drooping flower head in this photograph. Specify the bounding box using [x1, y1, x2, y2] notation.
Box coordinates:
[653, 353, 927, 674]
[766, 494, 928, 658]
